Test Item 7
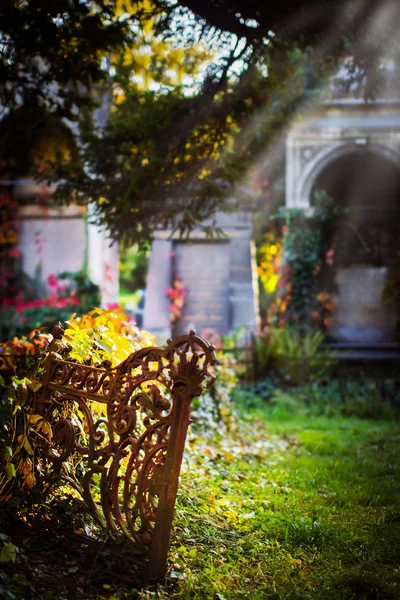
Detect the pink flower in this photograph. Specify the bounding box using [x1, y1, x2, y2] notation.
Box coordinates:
[106, 302, 119, 309]
[278, 278, 286, 290]
[325, 248, 335, 265]
[166, 287, 178, 299]
[47, 274, 58, 288]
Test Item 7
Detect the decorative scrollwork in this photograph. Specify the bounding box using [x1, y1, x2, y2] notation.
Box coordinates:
[49, 359, 114, 399]
[36, 328, 217, 582]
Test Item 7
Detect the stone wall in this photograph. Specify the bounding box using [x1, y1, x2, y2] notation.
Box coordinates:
[14, 184, 119, 305]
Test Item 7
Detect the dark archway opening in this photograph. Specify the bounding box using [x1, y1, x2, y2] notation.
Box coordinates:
[312, 150, 400, 343]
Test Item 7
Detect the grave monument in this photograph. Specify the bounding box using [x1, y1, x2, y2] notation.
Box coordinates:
[143, 211, 259, 341]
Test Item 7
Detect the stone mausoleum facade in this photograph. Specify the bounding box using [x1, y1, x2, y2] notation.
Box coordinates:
[285, 64, 400, 343]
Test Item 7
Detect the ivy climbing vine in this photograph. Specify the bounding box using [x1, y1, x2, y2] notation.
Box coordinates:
[260, 191, 342, 334]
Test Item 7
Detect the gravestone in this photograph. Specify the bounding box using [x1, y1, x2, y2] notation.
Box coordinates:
[143, 211, 259, 341]
[330, 267, 398, 343]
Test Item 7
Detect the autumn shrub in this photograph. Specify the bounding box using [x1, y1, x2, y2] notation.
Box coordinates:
[191, 329, 242, 433]
[264, 191, 341, 333]
[61, 305, 154, 366]
[0, 307, 154, 505]
[0, 307, 234, 510]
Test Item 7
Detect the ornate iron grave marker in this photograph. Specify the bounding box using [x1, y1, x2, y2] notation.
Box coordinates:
[36, 327, 217, 582]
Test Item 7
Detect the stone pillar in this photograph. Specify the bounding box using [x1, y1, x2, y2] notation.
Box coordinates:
[87, 204, 119, 306]
[102, 236, 119, 305]
[229, 236, 259, 331]
[143, 237, 173, 342]
[87, 211, 105, 289]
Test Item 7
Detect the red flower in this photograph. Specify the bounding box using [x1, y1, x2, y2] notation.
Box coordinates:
[8, 248, 20, 258]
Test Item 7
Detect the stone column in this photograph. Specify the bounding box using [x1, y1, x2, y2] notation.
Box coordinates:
[87, 203, 119, 306]
[87, 212, 105, 289]
[102, 236, 119, 305]
[143, 237, 173, 342]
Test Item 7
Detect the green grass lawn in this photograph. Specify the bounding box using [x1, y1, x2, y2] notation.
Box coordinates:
[151, 408, 400, 600]
[2, 399, 399, 599]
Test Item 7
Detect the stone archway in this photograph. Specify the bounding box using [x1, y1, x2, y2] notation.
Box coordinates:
[286, 136, 400, 209]
[302, 141, 400, 208]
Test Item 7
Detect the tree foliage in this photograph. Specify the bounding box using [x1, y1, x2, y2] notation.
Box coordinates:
[1, 0, 400, 245]
[0, 0, 130, 117]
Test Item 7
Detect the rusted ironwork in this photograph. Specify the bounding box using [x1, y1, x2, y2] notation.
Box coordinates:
[36, 326, 217, 582]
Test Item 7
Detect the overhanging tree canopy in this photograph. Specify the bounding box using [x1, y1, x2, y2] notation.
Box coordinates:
[1, 0, 399, 246]
[0, 0, 131, 117]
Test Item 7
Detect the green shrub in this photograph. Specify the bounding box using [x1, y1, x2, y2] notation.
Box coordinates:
[269, 327, 335, 385]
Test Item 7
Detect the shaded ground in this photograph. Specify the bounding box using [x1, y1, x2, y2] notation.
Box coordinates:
[2, 404, 400, 599]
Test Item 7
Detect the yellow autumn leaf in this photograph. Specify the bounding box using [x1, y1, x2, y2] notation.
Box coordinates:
[65, 320, 79, 331]
[40, 422, 51, 438]
[24, 473, 36, 489]
[64, 328, 77, 337]
[27, 380, 42, 392]
[23, 437, 34, 456]
[28, 414, 42, 425]
[214, 498, 231, 507]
